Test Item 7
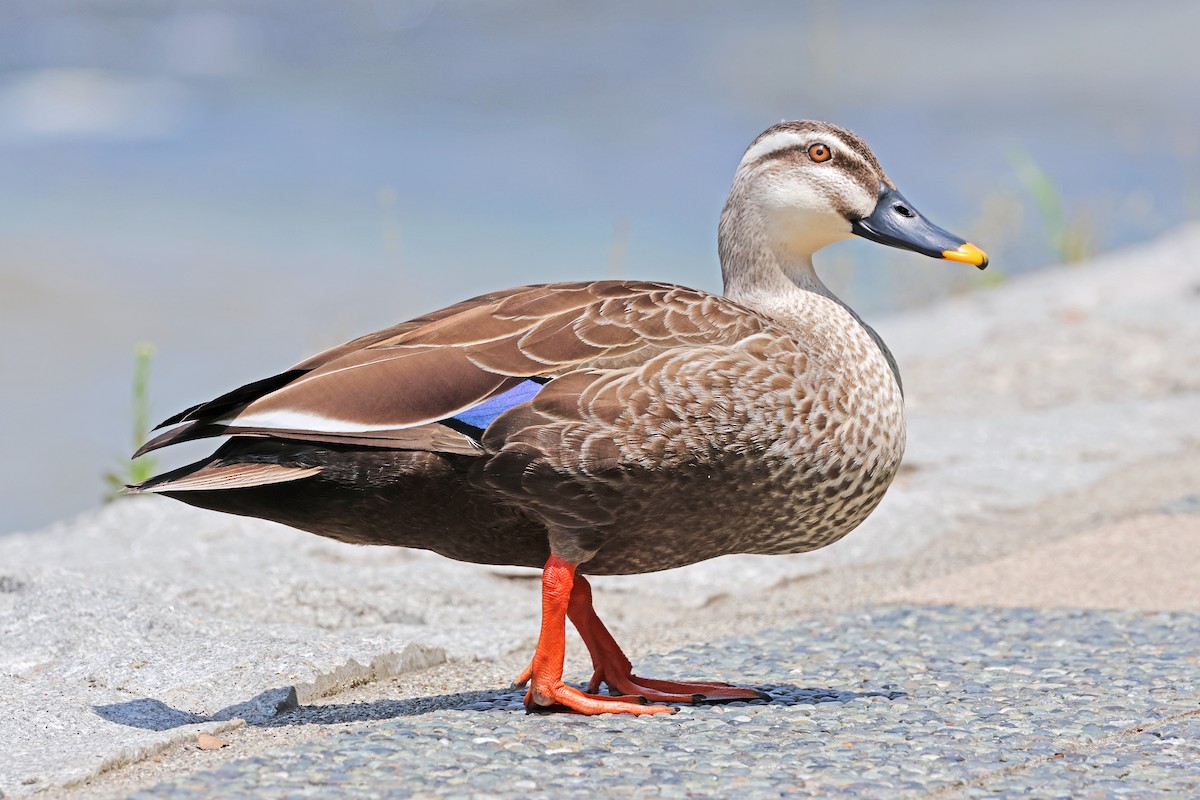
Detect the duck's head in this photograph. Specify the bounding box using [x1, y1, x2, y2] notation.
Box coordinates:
[721, 120, 987, 275]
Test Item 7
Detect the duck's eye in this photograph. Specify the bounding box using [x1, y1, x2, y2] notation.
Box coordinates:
[807, 143, 832, 163]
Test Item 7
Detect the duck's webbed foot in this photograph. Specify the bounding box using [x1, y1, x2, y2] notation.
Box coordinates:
[568, 572, 767, 705]
[589, 670, 767, 704]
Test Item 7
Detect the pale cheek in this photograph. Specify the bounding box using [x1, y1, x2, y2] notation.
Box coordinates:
[763, 184, 853, 249]
[819, 172, 877, 219]
[764, 179, 828, 214]
[842, 184, 878, 220]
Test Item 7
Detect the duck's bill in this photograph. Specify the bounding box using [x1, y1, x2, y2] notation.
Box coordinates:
[850, 186, 989, 270]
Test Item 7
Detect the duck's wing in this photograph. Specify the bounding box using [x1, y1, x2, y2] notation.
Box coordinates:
[137, 280, 770, 458]
[152, 284, 536, 430]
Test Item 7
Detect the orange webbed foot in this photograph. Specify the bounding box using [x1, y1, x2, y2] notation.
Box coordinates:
[589, 670, 768, 704]
[569, 572, 767, 705]
[525, 679, 674, 716]
[514, 660, 675, 714]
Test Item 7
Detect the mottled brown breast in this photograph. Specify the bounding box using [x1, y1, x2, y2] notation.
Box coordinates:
[476, 293, 906, 574]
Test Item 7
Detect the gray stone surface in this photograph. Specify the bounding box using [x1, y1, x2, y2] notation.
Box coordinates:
[125, 606, 1200, 798]
[0, 501, 507, 794]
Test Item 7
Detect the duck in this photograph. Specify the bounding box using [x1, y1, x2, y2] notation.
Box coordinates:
[130, 120, 987, 716]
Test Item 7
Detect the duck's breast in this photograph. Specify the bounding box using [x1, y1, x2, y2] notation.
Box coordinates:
[479, 315, 906, 574]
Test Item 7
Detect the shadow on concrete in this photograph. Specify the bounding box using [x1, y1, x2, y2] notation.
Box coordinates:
[95, 687, 301, 731]
[94, 683, 904, 731]
[94, 698, 209, 731]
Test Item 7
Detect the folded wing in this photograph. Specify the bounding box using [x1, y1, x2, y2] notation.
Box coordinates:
[137, 280, 771, 458]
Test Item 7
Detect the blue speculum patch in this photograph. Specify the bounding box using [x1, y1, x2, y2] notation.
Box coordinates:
[449, 379, 544, 430]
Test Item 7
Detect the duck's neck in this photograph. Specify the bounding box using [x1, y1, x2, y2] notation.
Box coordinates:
[718, 198, 903, 393]
[718, 200, 842, 327]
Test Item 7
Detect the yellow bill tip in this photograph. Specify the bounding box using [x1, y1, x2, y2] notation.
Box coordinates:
[941, 242, 989, 269]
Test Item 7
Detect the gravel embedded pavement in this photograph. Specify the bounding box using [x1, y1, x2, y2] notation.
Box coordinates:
[124, 605, 1200, 799]
[4, 227, 1200, 798]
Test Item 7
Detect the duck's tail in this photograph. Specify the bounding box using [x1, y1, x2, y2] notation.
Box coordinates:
[127, 438, 324, 495]
[127, 461, 322, 494]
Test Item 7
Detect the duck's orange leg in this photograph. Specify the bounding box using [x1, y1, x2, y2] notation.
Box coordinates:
[519, 555, 674, 715]
[567, 572, 767, 704]
[512, 562, 765, 708]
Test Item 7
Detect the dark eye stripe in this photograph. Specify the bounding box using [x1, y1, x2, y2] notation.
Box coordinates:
[750, 144, 879, 197]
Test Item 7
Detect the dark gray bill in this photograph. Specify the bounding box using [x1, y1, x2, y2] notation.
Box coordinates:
[851, 186, 988, 269]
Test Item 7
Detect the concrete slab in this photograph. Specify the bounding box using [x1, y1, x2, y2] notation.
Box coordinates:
[888, 513, 1200, 611]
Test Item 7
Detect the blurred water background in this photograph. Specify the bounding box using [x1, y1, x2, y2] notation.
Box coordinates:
[1, 0, 1198, 534]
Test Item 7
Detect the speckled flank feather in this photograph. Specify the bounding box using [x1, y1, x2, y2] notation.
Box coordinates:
[134, 120, 912, 576]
